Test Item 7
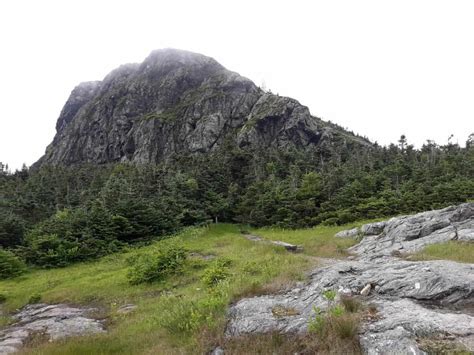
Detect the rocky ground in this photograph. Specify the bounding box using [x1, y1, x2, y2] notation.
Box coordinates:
[1, 203, 472, 354]
[227, 203, 474, 354]
[0, 304, 104, 354]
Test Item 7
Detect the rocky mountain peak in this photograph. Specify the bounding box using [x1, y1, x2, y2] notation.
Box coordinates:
[37, 49, 370, 166]
[142, 48, 223, 71]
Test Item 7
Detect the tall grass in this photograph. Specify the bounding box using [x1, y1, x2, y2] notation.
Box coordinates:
[409, 241, 474, 263]
[0, 222, 366, 354]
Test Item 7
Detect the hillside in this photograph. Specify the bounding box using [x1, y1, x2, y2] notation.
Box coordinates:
[0, 48, 473, 354]
[0, 205, 473, 354]
[35, 49, 370, 167]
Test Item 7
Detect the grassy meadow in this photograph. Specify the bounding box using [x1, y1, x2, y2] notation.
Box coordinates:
[1, 220, 471, 354]
[0, 223, 362, 354]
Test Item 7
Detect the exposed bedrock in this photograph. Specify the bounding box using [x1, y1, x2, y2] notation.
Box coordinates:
[226, 203, 474, 354]
[0, 304, 104, 354]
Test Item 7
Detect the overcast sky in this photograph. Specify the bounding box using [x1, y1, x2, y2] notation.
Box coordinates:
[1, 0, 473, 170]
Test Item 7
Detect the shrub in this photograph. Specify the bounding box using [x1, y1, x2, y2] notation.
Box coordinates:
[0, 213, 24, 248]
[0, 248, 26, 279]
[332, 314, 359, 339]
[308, 304, 360, 343]
[201, 258, 231, 287]
[22, 234, 80, 268]
[330, 305, 345, 317]
[242, 260, 261, 275]
[23, 207, 123, 267]
[159, 285, 229, 335]
[127, 244, 186, 285]
[308, 307, 325, 333]
[0, 293, 6, 303]
[340, 295, 361, 313]
[28, 293, 42, 304]
[321, 217, 339, 226]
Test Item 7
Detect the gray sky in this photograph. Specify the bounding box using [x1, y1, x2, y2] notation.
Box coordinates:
[1, 0, 473, 170]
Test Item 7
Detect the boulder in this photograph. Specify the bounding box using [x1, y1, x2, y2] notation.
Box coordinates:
[360, 284, 371, 296]
[335, 227, 360, 238]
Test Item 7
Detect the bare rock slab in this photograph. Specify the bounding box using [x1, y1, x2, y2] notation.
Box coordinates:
[226, 203, 474, 354]
[0, 304, 105, 354]
[350, 203, 474, 259]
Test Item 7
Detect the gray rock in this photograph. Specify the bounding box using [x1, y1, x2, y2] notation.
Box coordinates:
[271, 241, 303, 252]
[242, 234, 303, 252]
[360, 222, 386, 236]
[361, 299, 474, 354]
[116, 304, 137, 315]
[349, 203, 474, 260]
[360, 284, 371, 296]
[335, 227, 360, 238]
[34, 48, 371, 167]
[458, 228, 474, 242]
[211, 346, 224, 355]
[226, 203, 474, 354]
[0, 304, 104, 354]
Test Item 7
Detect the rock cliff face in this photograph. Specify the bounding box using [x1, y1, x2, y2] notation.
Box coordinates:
[36, 49, 370, 166]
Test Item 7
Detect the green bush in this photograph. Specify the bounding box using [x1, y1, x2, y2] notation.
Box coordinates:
[158, 286, 228, 334]
[23, 207, 124, 267]
[0, 293, 7, 303]
[0, 213, 24, 248]
[127, 244, 187, 285]
[22, 234, 80, 268]
[28, 293, 42, 304]
[201, 258, 231, 287]
[308, 306, 325, 333]
[0, 248, 26, 279]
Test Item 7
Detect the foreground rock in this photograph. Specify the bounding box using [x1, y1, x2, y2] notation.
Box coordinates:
[0, 304, 105, 354]
[227, 203, 474, 354]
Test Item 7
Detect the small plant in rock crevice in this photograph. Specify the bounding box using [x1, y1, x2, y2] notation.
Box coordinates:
[322, 289, 337, 301]
[308, 294, 362, 343]
[341, 295, 362, 313]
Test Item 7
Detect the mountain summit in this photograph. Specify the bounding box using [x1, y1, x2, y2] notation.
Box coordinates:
[37, 49, 370, 166]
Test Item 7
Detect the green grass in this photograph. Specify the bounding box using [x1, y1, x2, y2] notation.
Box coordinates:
[0, 225, 306, 354]
[251, 219, 380, 258]
[408, 241, 474, 263]
[0, 222, 366, 354]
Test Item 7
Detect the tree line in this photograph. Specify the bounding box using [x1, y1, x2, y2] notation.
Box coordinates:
[1, 134, 473, 269]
